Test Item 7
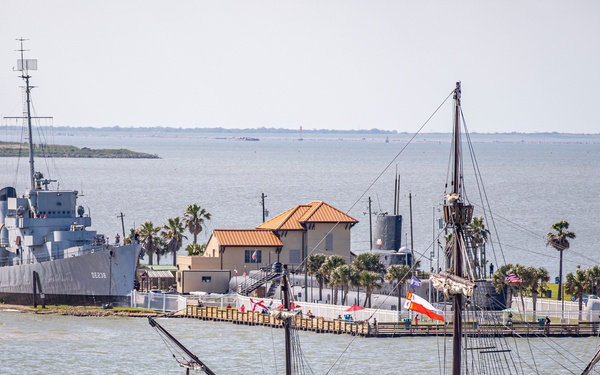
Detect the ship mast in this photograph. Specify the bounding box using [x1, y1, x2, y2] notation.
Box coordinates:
[16, 38, 37, 191]
[282, 268, 293, 375]
[451, 82, 463, 375]
[442, 81, 474, 375]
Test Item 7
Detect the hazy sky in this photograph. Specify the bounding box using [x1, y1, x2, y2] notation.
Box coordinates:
[1, 1, 599, 133]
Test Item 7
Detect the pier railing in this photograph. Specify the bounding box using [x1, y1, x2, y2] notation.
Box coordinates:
[184, 305, 372, 336]
[182, 305, 600, 338]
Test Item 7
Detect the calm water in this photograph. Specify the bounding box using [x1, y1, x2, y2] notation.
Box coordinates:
[1, 131, 599, 278]
[2, 131, 600, 373]
[1, 310, 599, 374]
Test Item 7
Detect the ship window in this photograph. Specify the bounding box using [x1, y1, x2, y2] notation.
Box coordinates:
[202, 276, 212, 283]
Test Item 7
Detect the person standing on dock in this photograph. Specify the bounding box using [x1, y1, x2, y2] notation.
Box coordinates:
[545, 316, 551, 334]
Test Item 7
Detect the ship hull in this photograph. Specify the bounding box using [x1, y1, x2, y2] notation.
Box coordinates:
[0, 244, 140, 306]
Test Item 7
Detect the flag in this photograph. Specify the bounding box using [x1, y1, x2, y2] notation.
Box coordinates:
[252, 250, 258, 261]
[404, 291, 444, 322]
[250, 298, 267, 312]
[410, 275, 422, 289]
[505, 273, 522, 284]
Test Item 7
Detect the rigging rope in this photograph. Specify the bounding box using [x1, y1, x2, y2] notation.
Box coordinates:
[293, 89, 456, 273]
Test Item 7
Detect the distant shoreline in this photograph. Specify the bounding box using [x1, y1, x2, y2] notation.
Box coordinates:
[3, 125, 599, 136]
[0, 303, 161, 318]
[0, 141, 159, 159]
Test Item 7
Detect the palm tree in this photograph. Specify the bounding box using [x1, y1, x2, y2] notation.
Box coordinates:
[183, 204, 211, 246]
[565, 266, 590, 320]
[334, 264, 354, 305]
[320, 255, 346, 305]
[491, 263, 518, 309]
[349, 265, 362, 305]
[185, 243, 206, 256]
[352, 253, 384, 306]
[385, 264, 412, 314]
[154, 236, 167, 265]
[124, 228, 136, 245]
[586, 265, 600, 297]
[519, 266, 549, 321]
[359, 271, 381, 308]
[546, 220, 576, 301]
[353, 252, 385, 274]
[467, 216, 490, 278]
[138, 221, 160, 265]
[162, 217, 188, 267]
[329, 268, 343, 305]
[307, 254, 327, 301]
[526, 266, 550, 321]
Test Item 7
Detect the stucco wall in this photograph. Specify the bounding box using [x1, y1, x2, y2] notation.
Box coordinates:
[306, 223, 352, 263]
[177, 269, 231, 294]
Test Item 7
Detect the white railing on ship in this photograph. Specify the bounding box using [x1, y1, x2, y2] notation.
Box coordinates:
[0, 244, 108, 266]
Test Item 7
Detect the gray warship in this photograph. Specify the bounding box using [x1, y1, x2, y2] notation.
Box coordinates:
[0, 41, 141, 306]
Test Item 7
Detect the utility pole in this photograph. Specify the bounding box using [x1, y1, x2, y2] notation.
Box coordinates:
[368, 197, 373, 251]
[117, 212, 126, 239]
[261, 192, 268, 223]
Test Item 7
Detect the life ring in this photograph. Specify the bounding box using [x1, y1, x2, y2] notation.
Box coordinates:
[15, 236, 21, 246]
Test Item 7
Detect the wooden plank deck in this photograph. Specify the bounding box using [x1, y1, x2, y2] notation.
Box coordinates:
[182, 306, 600, 338]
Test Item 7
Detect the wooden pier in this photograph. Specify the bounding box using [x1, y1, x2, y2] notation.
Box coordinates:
[182, 306, 600, 338]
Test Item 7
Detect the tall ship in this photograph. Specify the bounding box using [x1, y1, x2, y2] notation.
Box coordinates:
[0, 40, 141, 306]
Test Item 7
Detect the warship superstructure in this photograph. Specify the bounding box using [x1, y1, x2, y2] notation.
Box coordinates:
[0, 40, 140, 306]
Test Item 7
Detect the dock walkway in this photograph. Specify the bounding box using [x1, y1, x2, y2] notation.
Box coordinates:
[183, 306, 600, 338]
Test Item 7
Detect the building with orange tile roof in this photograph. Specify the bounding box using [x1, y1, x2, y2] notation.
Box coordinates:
[176, 201, 358, 294]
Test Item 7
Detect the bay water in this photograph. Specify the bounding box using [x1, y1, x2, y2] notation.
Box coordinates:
[1, 130, 600, 373]
[1, 310, 599, 374]
[1, 130, 598, 278]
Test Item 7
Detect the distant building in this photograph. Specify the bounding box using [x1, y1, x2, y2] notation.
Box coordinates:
[257, 200, 358, 266]
[176, 201, 358, 293]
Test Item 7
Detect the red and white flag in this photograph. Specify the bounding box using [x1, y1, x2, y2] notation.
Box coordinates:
[505, 273, 522, 284]
[252, 250, 258, 261]
[404, 291, 444, 322]
[250, 298, 266, 312]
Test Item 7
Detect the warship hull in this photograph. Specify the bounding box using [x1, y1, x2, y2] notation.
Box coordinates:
[0, 243, 140, 306]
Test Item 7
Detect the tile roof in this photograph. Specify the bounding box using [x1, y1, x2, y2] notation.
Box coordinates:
[257, 205, 310, 230]
[257, 201, 358, 230]
[300, 201, 358, 223]
[213, 229, 283, 247]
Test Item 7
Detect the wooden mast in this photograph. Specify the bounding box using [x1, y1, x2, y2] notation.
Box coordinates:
[451, 82, 464, 375]
[282, 266, 292, 375]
